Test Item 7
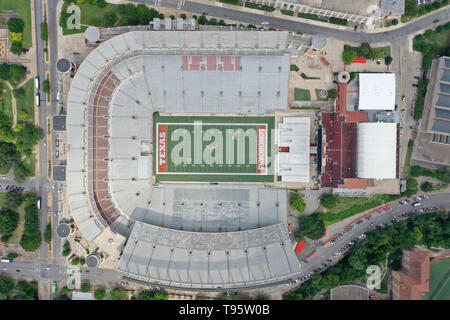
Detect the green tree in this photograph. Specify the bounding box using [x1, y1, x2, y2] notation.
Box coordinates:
[320, 194, 337, 209]
[19, 197, 41, 251]
[81, 283, 91, 293]
[342, 49, 357, 64]
[7, 18, 25, 33]
[71, 257, 80, 265]
[138, 291, 169, 300]
[420, 181, 433, 192]
[391, 19, 398, 25]
[0, 64, 11, 80]
[328, 88, 337, 99]
[406, 178, 418, 192]
[384, 56, 393, 65]
[4, 191, 24, 209]
[290, 193, 306, 213]
[96, 0, 107, 8]
[13, 86, 25, 98]
[108, 288, 128, 300]
[15, 122, 44, 156]
[0, 141, 20, 173]
[298, 213, 325, 240]
[170, 15, 175, 20]
[7, 252, 18, 260]
[0, 209, 19, 236]
[94, 288, 106, 300]
[358, 43, 371, 57]
[180, 14, 187, 20]
[198, 15, 207, 25]
[10, 42, 23, 56]
[104, 12, 117, 27]
[8, 64, 27, 85]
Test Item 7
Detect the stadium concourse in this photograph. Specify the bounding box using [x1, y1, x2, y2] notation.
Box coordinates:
[66, 30, 303, 290]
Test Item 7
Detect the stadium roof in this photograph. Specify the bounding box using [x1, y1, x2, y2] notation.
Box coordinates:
[357, 122, 397, 179]
[277, 117, 310, 182]
[358, 73, 395, 110]
[117, 222, 301, 289]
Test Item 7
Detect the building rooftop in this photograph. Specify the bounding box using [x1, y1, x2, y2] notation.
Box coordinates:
[358, 73, 395, 110]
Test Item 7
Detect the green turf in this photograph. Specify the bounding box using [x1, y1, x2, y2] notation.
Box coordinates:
[423, 258, 450, 300]
[294, 88, 311, 101]
[0, 0, 32, 48]
[0, 81, 14, 123]
[15, 79, 34, 123]
[153, 113, 274, 183]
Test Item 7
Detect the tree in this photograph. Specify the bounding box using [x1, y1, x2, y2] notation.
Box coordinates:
[391, 19, 398, 25]
[0, 64, 11, 80]
[180, 14, 187, 20]
[81, 283, 91, 293]
[94, 288, 106, 300]
[158, 13, 164, 19]
[198, 15, 207, 25]
[358, 43, 371, 57]
[4, 191, 24, 209]
[290, 193, 306, 213]
[108, 288, 128, 300]
[136, 4, 152, 25]
[218, 19, 226, 26]
[384, 56, 393, 65]
[342, 49, 357, 64]
[0, 141, 20, 173]
[328, 88, 337, 99]
[298, 213, 325, 240]
[15, 122, 44, 156]
[71, 257, 80, 265]
[138, 291, 169, 300]
[0, 209, 19, 235]
[7, 18, 24, 33]
[170, 15, 175, 20]
[104, 12, 117, 27]
[420, 181, 433, 192]
[8, 64, 27, 85]
[320, 194, 337, 209]
[7, 252, 18, 260]
[96, 0, 107, 8]
[406, 178, 419, 192]
[19, 198, 41, 252]
[208, 18, 218, 25]
[10, 42, 23, 56]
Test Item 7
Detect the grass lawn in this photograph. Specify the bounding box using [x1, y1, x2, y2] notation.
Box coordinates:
[317, 194, 395, 226]
[0, 0, 32, 48]
[372, 46, 391, 59]
[0, 81, 14, 123]
[15, 78, 34, 123]
[403, 139, 414, 174]
[294, 88, 311, 101]
[244, 2, 276, 12]
[61, 1, 119, 33]
[280, 9, 294, 16]
[413, 28, 450, 56]
[219, 0, 240, 5]
[423, 258, 450, 300]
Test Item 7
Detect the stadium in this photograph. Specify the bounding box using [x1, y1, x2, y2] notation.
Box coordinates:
[66, 30, 305, 289]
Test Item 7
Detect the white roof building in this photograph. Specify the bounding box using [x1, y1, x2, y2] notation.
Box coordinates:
[277, 117, 310, 183]
[358, 73, 396, 110]
[357, 122, 397, 179]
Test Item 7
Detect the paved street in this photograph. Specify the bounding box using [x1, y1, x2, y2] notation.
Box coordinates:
[139, 0, 450, 43]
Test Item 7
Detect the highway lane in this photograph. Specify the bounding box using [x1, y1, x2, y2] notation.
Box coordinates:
[138, 0, 450, 43]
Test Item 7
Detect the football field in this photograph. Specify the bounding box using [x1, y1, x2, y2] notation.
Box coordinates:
[153, 113, 275, 182]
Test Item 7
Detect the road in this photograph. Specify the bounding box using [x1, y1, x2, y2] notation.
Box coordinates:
[33, 0, 60, 300]
[139, 0, 450, 42]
